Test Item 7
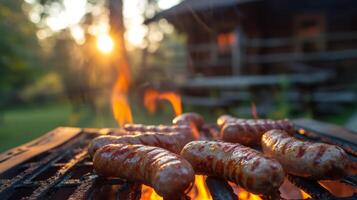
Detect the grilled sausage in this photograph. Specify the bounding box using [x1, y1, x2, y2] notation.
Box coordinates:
[93, 144, 195, 198]
[262, 129, 350, 180]
[217, 115, 243, 127]
[173, 112, 204, 129]
[124, 124, 190, 133]
[88, 131, 194, 157]
[180, 141, 284, 194]
[221, 118, 294, 146]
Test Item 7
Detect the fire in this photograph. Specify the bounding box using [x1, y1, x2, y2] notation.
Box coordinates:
[300, 190, 311, 199]
[251, 102, 258, 119]
[238, 189, 262, 200]
[143, 88, 182, 116]
[189, 121, 201, 140]
[228, 182, 262, 200]
[298, 128, 306, 135]
[188, 175, 212, 200]
[111, 61, 133, 127]
[140, 175, 212, 200]
[141, 185, 162, 200]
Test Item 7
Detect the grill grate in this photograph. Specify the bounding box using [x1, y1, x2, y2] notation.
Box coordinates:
[0, 122, 356, 200]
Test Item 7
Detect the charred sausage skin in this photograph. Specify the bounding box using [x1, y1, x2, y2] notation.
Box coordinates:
[219, 115, 293, 146]
[262, 129, 349, 180]
[93, 144, 195, 198]
[172, 112, 204, 129]
[88, 130, 194, 157]
[180, 141, 284, 194]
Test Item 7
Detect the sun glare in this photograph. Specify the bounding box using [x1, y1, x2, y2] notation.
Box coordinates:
[97, 34, 114, 54]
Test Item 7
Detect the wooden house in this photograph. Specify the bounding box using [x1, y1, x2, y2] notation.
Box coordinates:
[145, 0, 357, 112]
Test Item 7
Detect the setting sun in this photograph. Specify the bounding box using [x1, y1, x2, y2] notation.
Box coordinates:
[97, 34, 114, 54]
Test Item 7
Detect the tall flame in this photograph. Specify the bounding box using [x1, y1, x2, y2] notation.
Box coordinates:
[111, 61, 133, 127]
[143, 88, 182, 116]
[188, 175, 212, 200]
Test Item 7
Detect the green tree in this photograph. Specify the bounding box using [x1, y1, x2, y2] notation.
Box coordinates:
[0, 0, 43, 105]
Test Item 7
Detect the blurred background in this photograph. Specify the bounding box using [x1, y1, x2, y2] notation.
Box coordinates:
[1, 0, 356, 152]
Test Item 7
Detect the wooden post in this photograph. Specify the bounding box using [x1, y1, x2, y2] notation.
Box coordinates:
[232, 27, 245, 75]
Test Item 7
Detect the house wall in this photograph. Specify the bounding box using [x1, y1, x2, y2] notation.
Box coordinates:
[168, 0, 357, 80]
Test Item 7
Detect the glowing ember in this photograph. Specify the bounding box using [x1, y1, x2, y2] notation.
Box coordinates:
[251, 102, 259, 119]
[111, 61, 133, 127]
[143, 88, 182, 116]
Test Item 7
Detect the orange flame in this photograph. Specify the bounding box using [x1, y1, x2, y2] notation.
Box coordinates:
[229, 182, 263, 200]
[140, 175, 212, 200]
[251, 102, 259, 119]
[141, 185, 162, 200]
[143, 88, 182, 116]
[189, 121, 201, 140]
[300, 190, 311, 199]
[188, 175, 212, 200]
[238, 189, 262, 200]
[298, 128, 306, 135]
[111, 62, 133, 127]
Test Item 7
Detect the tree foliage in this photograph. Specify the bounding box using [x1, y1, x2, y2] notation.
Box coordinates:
[0, 0, 43, 102]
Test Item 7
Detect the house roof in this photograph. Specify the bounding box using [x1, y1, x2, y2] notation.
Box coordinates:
[145, 0, 260, 24]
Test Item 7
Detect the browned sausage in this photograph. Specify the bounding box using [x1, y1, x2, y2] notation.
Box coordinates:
[93, 144, 195, 198]
[180, 141, 284, 194]
[88, 130, 194, 157]
[262, 129, 350, 180]
[221, 118, 294, 146]
[172, 112, 204, 129]
[124, 124, 190, 133]
[217, 115, 243, 127]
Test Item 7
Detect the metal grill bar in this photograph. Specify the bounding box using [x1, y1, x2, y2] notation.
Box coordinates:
[0, 123, 356, 200]
[0, 133, 91, 199]
[27, 150, 88, 200]
[205, 177, 237, 200]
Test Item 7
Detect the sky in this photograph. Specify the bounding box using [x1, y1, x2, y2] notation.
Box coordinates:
[26, 0, 181, 47]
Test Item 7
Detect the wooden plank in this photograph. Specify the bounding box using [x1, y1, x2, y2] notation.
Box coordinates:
[247, 31, 357, 48]
[0, 127, 82, 174]
[292, 119, 357, 145]
[181, 72, 331, 89]
[246, 49, 357, 64]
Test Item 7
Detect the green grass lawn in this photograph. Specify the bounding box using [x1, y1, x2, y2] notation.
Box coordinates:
[0, 100, 177, 152]
[0, 102, 79, 152]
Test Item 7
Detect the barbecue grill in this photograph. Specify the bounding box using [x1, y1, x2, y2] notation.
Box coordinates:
[0, 119, 356, 200]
